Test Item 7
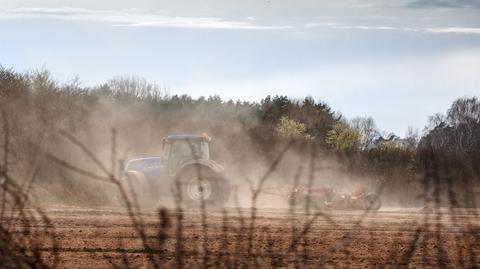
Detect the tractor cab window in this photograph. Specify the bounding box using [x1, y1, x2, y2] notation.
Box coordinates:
[168, 139, 209, 168]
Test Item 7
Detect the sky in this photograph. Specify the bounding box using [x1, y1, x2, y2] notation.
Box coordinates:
[0, 0, 479, 135]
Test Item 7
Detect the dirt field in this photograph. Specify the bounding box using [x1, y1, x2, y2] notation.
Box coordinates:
[4, 206, 480, 268]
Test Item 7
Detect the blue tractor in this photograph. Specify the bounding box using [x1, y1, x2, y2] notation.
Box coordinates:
[122, 134, 230, 207]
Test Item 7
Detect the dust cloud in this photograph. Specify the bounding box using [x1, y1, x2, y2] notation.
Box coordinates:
[0, 71, 428, 210]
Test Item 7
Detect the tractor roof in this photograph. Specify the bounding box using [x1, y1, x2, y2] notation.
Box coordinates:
[164, 133, 211, 142]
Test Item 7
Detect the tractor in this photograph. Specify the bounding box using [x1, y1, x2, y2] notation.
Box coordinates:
[120, 133, 230, 207]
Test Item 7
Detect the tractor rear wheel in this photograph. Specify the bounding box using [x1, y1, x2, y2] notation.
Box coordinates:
[176, 168, 230, 207]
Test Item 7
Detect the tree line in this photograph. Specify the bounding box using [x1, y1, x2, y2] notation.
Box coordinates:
[0, 66, 479, 206]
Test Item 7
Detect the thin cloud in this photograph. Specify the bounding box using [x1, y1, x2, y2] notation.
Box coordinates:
[407, 0, 480, 9]
[304, 22, 338, 28]
[336, 25, 400, 31]
[304, 22, 480, 35]
[426, 27, 480, 34]
[0, 7, 291, 30]
[2, 7, 478, 34]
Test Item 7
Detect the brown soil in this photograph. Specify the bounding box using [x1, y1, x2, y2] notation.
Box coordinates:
[4, 207, 480, 268]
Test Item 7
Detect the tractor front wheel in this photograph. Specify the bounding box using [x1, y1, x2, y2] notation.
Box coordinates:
[117, 171, 158, 208]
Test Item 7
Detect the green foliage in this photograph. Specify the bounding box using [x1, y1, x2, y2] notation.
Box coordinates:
[325, 123, 361, 152]
[256, 95, 336, 144]
[275, 116, 314, 140]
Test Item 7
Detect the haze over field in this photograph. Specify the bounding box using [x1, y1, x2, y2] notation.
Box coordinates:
[1, 0, 480, 134]
[2, 1, 480, 268]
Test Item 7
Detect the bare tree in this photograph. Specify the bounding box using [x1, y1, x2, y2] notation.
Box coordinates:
[404, 126, 419, 150]
[447, 97, 480, 126]
[350, 116, 380, 150]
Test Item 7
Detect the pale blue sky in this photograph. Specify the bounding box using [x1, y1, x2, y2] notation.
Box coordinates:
[1, 0, 479, 135]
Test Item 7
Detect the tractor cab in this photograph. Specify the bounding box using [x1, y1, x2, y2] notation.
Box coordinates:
[162, 133, 211, 173]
